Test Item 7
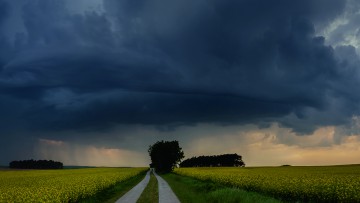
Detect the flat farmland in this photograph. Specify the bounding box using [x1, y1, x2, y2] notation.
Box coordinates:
[174, 165, 360, 202]
[0, 167, 147, 202]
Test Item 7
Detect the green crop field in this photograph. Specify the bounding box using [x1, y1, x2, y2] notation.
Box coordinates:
[174, 165, 360, 202]
[0, 167, 147, 202]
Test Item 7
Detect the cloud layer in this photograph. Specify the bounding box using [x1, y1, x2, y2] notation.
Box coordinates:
[1, 0, 360, 165]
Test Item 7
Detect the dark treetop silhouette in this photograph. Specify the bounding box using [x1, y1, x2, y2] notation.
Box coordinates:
[148, 140, 184, 173]
[180, 154, 245, 167]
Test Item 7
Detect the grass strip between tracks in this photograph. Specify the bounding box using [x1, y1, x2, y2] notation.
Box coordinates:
[137, 171, 159, 203]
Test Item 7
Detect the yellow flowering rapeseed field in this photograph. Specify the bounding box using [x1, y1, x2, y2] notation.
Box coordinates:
[0, 167, 147, 202]
[174, 165, 360, 202]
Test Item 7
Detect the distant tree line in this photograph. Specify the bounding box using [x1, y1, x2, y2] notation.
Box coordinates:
[180, 154, 245, 167]
[9, 159, 63, 169]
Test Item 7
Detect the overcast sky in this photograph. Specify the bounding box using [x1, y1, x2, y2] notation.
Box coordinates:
[1, 0, 360, 166]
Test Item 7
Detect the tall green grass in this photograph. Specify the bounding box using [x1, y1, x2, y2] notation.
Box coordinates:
[162, 173, 281, 203]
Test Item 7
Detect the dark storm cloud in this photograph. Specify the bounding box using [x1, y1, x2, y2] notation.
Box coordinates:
[0, 0, 359, 138]
[0, 0, 11, 68]
[0, 1, 8, 25]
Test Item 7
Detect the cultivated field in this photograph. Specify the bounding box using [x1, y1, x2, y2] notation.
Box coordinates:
[0, 167, 147, 202]
[174, 165, 360, 202]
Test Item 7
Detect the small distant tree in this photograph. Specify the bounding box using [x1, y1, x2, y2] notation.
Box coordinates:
[148, 140, 184, 173]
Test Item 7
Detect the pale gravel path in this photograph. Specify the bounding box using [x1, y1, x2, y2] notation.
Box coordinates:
[154, 171, 181, 203]
[116, 170, 150, 203]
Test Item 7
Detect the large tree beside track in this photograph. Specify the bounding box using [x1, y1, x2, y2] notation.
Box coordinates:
[148, 140, 184, 173]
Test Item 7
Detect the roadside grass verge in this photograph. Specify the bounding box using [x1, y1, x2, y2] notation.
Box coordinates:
[137, 171, 158, 203]
[162, 173, 281, 203]
[79, 170, 147, 203]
